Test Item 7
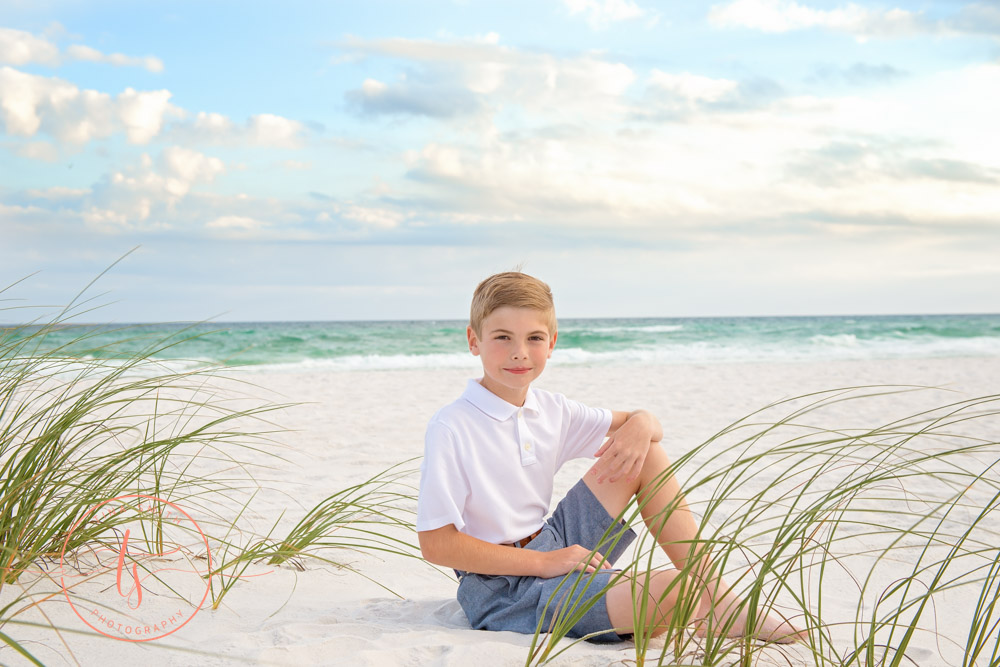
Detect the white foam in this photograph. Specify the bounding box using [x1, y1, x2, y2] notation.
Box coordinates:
[4, 354, 211, 381]
[247, 352, 481, 373]
[583, 324, 685, 334]
[809, 334, 860, 347]
[179, 336, 1000, 373]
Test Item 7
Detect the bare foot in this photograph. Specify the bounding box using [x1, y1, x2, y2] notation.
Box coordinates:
[694, 593, 806, 644]
[747, 609, 806, 644]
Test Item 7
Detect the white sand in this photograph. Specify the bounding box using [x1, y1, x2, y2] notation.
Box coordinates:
[2, 357, 998, 666]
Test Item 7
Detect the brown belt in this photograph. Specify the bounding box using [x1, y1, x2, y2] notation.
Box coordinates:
[502, 528, 542, 548]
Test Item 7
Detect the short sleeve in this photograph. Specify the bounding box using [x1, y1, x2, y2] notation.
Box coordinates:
[416, 419, 470, 533]
[559, 395, 612, 463]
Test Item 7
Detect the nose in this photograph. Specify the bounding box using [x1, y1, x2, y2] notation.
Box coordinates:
[512, 341, 528, 360]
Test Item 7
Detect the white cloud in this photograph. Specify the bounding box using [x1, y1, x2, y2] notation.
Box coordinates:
[708, 0, 926, 37]
[171, 110, 307, 147]
[65, 44, 164, 73]
[192, 111, 235, 134]
[0, 66, 112, 140]
[339, 34, 996, 235]
[648, 70, 740, 103]
[0, 27, 60, 65]
[4, 26, 997, 271]
[342, 34, 504, 63]
[0, 27, 164, 71]
[0, 67, 303, 151]
[0, 67, 178, 145]
[247, 113, 305, 147]
[15, 140, 60, 162]
[635, 70, 778, 120]
[23, 185, 88, 200]
[948, 3, 1000, 37]
[341, 36, 635, 120]
[361, 78, 386, 96]
[118, 87, 175, 143]
[475, 32, 501, 45]
[341, 204, 404, 229]
[562, 0, 647, 29]
[348, 76, 484, 118]
[206, 215, 266, 232]
[396, 60, 1000, 235]
[85, 147, 225, 230]
[159, 146, 225, 196]
[11, 148, 399, 241]
[344, 36, 638, 99]
[407, 143, 465, 181]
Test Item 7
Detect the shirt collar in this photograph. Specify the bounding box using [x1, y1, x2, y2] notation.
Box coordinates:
[462, 378, 539, 421]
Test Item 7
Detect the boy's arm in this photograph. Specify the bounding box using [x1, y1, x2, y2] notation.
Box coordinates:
[590, 409, 663, 484]
[419, 524, 611, 578]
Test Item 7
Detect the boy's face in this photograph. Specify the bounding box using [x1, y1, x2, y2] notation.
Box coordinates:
[467, 306, 557, 405]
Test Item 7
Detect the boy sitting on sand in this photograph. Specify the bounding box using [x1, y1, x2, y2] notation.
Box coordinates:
[417, 271, 802, 643]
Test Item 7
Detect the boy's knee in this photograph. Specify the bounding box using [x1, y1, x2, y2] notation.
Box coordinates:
[645, 441, 669, 463]
[639, 442, 672, 479]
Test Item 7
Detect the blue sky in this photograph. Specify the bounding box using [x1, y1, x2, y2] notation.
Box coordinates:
[2, 0, 999, 322]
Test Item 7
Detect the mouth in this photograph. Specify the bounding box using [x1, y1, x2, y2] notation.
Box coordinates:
[505, 367, 532, 374]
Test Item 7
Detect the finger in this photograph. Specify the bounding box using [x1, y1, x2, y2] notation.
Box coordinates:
[594, 436, 613, 457]
[596, 450, 622, 482]
[592, 458, 613, 483]
[605, 455, 624, 481]
[611, 456, 633, 483]
[606, 457, 629, 483]
[588, 555, 605, 570]
[626, 456, 644, 482]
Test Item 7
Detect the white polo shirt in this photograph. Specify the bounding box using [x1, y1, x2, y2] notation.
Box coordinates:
[416, 379, 612, 545]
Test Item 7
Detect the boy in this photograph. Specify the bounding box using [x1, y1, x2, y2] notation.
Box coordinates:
[417, 272, 802, 643]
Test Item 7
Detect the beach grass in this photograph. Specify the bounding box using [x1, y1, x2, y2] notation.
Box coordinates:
[205, 459, 420, 608]
[6, 268, 998, 666]
[528, 387, 1000, 666]
[0, 275, 421, 662]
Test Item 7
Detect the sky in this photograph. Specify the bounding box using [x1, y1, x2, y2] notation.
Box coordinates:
[2, 0, 999, 322]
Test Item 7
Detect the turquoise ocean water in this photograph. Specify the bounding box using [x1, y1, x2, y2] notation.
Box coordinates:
[9, 314, 1000, 372]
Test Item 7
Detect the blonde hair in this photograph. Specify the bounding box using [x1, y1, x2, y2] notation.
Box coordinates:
[470, 272, 557, 336]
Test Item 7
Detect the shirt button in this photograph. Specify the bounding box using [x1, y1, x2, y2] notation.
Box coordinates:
[518, 410, 524, 418]
[524, 442, 532, 451]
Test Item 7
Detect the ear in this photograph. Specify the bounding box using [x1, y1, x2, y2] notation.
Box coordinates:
[547, 331, 557, 358]
[467, 326, 481, 356]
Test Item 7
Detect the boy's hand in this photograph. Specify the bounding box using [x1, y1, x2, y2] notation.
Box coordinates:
[420, 525, 610, 578]
[592, 410, 662, 484]
[539, 545, 612, 578]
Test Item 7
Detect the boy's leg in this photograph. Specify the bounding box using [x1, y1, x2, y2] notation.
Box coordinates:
[584, 443, 804, 642]
[583, 442, 699, 571]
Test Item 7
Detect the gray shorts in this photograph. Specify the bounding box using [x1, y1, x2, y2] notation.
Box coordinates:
[456, 479, 636, 643]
